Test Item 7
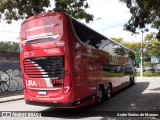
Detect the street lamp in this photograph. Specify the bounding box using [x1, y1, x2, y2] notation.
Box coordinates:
[89, 17, 102, 26]
[140, 30, 144, 78]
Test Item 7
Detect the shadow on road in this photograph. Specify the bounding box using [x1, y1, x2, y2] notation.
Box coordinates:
[40, 82, 160, 120]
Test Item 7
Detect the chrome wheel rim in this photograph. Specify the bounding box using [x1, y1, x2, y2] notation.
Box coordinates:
[97, 88, 103, 102]
[107, 86, 111, 98]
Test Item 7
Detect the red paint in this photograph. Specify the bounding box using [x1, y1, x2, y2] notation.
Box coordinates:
[20, 12, 135, 108]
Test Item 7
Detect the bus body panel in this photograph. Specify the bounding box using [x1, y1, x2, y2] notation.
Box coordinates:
[20, 12, 135, 108]
[21, 13, 75, 104]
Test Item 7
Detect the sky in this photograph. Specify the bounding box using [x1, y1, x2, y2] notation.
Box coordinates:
[85, 0, 157, 43]
[0, 20, 21, 42]
[0, 0, 157, 43]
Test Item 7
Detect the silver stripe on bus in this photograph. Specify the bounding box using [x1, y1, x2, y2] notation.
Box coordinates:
[22, 35, 61, 44]
[28, 87, 61, 91]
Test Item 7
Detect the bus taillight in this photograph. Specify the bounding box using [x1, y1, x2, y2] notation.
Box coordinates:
[63, 70, 72, 94]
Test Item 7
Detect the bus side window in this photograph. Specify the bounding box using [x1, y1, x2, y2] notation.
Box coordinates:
[72, 19, 87, 43]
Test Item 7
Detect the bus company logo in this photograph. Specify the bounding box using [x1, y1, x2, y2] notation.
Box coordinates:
[26, 80, 46, 87]
[26, 80, 36, 86]
[26, 24, 55, 33]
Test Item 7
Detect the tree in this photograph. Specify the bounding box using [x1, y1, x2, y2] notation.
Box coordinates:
[123, 42, 141, 56]
[144, 32, 160, 59]
[111, 38, 124, 44]
[53, 0, 93, 23]
[112, 37, 141, 56]
[0, 0, 93, 23]
[119, 0, 160, 35]
[0, 41, 19, 52]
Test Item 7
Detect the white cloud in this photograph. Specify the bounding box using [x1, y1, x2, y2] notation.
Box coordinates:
[84, 0, 157, 43]
[0, 20, 21, 42]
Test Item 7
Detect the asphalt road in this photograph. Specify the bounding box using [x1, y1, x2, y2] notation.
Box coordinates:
[1, 77, 160, 120]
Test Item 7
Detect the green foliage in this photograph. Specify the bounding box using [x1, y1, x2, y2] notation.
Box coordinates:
[53, 0, 93, 23]
[112, 37, 141, 56]
[119, 0, 160, 35]
[0, 0, 50, 23]
[128, 50, 135, 60]
[123, 42, 141, 56]
[113, 32, 160, 64]
[0, 0, 93, 23]
[111, 38, 124, 44]
[0, 41, 19, 52]
[136, 72, 160, 77]
[144, 32, 160, 60]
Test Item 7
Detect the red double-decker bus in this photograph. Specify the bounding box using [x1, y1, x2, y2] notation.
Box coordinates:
[20, 12, 135, 108]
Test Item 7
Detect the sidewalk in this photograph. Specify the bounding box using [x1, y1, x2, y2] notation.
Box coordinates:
[0, 91, 24, 103]
[0, 95, 24, 103]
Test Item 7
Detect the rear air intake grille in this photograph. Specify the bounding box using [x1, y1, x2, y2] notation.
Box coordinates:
[24, 56, 64, 78]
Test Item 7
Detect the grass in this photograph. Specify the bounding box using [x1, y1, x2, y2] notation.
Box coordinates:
[136, 71, 160, 77]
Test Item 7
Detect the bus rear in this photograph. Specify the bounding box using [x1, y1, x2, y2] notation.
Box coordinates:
[20, 12, 74, 107]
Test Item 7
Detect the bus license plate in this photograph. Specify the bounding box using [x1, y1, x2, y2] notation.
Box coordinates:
[38, 90, 47, 95]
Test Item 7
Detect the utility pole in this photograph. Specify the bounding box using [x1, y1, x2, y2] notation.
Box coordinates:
[140, 30, 144, 78]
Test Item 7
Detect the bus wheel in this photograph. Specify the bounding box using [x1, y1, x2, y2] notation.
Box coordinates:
[96, 86, 103, 103]
[106, 84, 112, 99]
[130, 76, 135, 85]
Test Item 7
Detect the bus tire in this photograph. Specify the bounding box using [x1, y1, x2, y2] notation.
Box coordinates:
[106, 84, 112, 99]
[96, 86, 104, 103]
[130, 76, 134, 85]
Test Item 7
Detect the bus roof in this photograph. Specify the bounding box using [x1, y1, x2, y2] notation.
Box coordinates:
[21, 12, 135, 54]
[21, 12, 65, 25]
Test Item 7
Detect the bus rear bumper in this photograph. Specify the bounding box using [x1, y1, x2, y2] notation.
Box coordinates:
[26, 100, 78, 108]
[24, 93, 96, 108]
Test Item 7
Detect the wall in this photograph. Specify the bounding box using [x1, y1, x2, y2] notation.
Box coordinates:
[0, 51, 23, 93]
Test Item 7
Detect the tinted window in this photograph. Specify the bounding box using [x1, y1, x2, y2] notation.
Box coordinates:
[71, 18, 132, 57]
[102, 64, 123, 73]
[72, 18, 108, 48]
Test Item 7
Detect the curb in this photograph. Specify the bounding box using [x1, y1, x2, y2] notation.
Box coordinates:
[0, 95, 24, 103]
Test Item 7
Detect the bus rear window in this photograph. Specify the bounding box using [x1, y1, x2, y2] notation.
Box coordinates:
[21, 14, 63, 42]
